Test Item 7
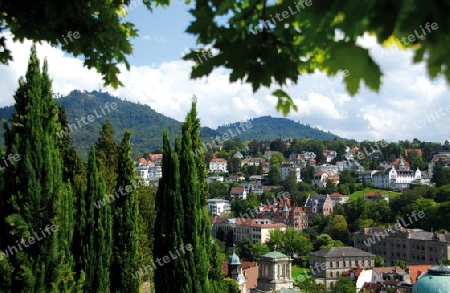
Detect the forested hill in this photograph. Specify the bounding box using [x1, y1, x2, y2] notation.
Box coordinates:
[0, 90, 340, 158]
[216, 116, 340, 142]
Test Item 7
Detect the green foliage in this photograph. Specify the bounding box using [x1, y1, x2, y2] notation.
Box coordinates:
[208, 181, 230, 200]
[0, 45, 76, 291]
[136, 184, 156, 283]
[153, 100, 211, 292]
[266, 228, 313, 258]
[329, 276, 355, 293]
[294, 277, 326, 293]
[95, 119, 119, 194]
[375, 255, 385, 267]
[0, 0, 170, 88]
[84, 147, 112, 292]
[111, 131, 140, 292]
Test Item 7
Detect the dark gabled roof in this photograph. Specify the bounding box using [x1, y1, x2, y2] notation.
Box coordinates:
[310, 246, 375, 258]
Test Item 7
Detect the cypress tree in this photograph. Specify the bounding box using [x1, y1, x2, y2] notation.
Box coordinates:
[95, 118, 119, 194]
[79, 146, 111, 292]
[0, 44, 73, 292]
[153, 99, 211, 292]
[153, 133, 189, 292]
[110, 130, 140, 292]
[179, 100, 211, 292]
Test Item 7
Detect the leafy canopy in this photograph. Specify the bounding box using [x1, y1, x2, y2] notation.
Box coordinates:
[2, 0, 450, 113]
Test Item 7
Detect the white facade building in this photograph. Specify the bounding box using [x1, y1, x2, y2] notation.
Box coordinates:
[372, 159, 422, 190]
[209, 157, 228, 173]
[207, 199, 231, 216]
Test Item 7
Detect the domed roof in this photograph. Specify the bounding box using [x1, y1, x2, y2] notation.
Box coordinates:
[412, 265, 450, 293]
[228, 248, 240, 265]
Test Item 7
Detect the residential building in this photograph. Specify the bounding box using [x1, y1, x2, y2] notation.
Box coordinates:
[363, 191, 390, 203]
[148, 153, 163, 164]
[250, 251, 294, 293]
[225, 176, 246, 183]
[248, 175, 265, 184]
[241, 157, 266, 167]
[323, 150, 337, 163]
[240, 183, 264, 196]
[313, 170, 339, 188]
[315, 164, 339, 175]
[233, 151, 244, 159]
[336, 159, 364, 172]
[209, 157, 228, 173]
[280, 162, 301, 182]
[289, 152, 316, 167]
[358, 170, 378, 183]
[328, 193, 349, 206]
[255, 200, 309, 231]
[135, 159, 162, 184]
[233, 218, 286, 244]
[371, 161, 422, 190]
[210, 217, 287, 244]
[309, 246, 375, 288]
[264, 150, 280, 160]
[353, 227, 450, 266]
[207, 176, 224, 184]
[230, 186, 247, 200]
[304, 194, 333, 219]
[207, 199, 231, 216]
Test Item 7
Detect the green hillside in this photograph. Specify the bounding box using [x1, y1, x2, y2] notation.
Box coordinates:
[0, 90, 342, 159]
[217, 116, 340, 142]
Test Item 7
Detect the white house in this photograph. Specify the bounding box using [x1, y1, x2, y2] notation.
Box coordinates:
[328, 193, 349, 206]
[209, 157, 228, 173]
[372, 159, 422, 190]
[225, 176, 245, 183]
[313, 171, 339, 188]
[207, 199, 231, 216]
[207, 176, 224, 184]
[230, 187, 247, 200]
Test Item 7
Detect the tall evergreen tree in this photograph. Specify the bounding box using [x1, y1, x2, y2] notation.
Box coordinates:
[181, 100, 211, 292]
[153, 99, 211, 292]
[77, 146, 111, 292]
[0, 44, 74, 292]
[95, 118, 118, 194]
[153, 133, 189, 292]
[110, 130, 140, 292]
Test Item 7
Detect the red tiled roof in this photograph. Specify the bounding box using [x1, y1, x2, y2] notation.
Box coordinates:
[211, 157, 227, 163]
[230, 187, 245, 194]
[372, 267, 404, 275]
[244, 265, 258, 290]
[210, 216, 231, 224]
[329, 193, 347, 197]
[407, 265, 433, 284]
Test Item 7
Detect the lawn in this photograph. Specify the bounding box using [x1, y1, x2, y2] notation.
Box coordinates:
[348, 188, 400, 201]
[291, 265, 311, 281]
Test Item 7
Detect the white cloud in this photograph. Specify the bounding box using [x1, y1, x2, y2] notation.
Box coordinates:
[1, 35, 450, 143]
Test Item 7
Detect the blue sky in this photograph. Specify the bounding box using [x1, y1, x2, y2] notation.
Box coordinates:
[0, 3, 449, 143]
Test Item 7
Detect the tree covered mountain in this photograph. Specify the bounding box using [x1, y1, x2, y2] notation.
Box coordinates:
[0, 90, 340, 158]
